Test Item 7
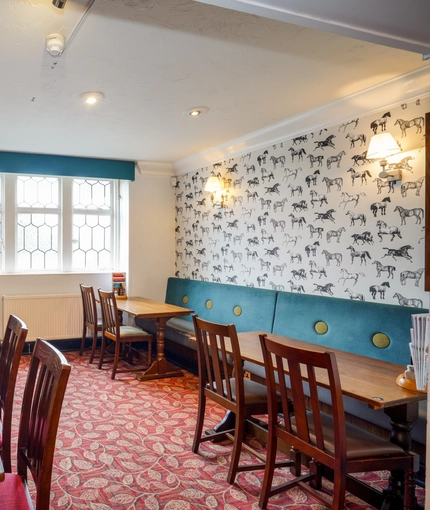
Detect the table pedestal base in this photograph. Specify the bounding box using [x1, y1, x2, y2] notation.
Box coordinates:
[136, 358, 183, 381]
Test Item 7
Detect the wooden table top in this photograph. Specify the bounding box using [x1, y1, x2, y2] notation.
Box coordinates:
[238, 331, 427, 410]
[115, 297, 193, 319]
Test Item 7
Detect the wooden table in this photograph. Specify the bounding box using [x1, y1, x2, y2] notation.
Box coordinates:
[237, 331, 427, 509]
[115, 297, 193, 381]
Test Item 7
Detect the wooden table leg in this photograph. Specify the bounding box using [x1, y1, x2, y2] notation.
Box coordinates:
[382, 402, 422, 510]
[136, 317, 183, 381]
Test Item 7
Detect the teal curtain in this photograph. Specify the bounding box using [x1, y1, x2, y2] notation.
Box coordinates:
[0, 152, 135, 181]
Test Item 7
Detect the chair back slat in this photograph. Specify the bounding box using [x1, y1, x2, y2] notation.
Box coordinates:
[17, 338, 71, 510]
[0, 315, 28, 472]
[98, 289, 121, 339]
[193, 315, 244, 404]
[80, 284, 98, 328]
[260, 334, 346, 468]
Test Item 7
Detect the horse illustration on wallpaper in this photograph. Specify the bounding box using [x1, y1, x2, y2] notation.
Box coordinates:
[345, 133, 366, 147]
[338, 269, 365, 286]
[326, 151, 346, 169]
[347, 167, 372, 186]
[376, 221, 402, 242]
[370, 197, 391, 217]
[369, 282, 390, 300]
[394, 206, 424, 225]
[288, 147, 306, 162]
[393, 292, 423, 308]
[382, 245, 414, 262]
[400, 177, 425, 197]
[307, 154, 324, 168]
[400, 268, 424, 287]
[314, 134, 336, 150]
[322, 176, 343, 192]
[373, 260, 396, 279]
[351, 151, 371, 165]
[394, 116, 425, 137]
[370, 111, 391, 134]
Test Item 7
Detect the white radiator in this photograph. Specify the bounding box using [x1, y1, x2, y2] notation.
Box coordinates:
[2, 294, 82, 342]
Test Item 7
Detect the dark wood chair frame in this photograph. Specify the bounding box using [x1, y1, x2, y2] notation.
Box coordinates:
[258, 333, 419, 510]
[192, 315, 293, 485]
[0, 338, 71, 510]
[97, 289, 153, 380]
[79, 284, 103, 363]
[0, 314, 28, 473]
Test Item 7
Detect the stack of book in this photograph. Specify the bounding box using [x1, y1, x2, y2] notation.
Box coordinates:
[410, 313, 429, 391]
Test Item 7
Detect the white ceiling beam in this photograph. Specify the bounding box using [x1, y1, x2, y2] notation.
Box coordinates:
[195, 0, 430, 55]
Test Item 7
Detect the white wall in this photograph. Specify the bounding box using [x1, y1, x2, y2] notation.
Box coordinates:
[128, 168, 176, 301]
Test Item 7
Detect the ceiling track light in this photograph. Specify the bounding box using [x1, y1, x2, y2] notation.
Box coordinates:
[52, 0, 67, 8]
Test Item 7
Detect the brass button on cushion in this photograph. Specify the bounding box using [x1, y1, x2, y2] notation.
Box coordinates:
[233, 306, 242, 316]
[206, 300, 213, 309]
[372, 333, 390, 349]
[182, 295, 189, 304]
[315, 321, 328, 334]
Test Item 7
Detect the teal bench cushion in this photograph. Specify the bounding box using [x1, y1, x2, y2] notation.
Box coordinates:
[272, 291, 427, 365]
[165, 277, 277, 333]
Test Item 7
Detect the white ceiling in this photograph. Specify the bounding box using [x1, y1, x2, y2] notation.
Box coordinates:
[0, 0, 429, 167]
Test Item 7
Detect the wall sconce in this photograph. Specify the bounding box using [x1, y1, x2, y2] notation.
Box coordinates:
[367, 132, 402, 182]
[204, 176, 225, 208]
[52, 0, 67, 8]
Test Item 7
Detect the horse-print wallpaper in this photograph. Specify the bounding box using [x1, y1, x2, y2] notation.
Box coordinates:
[174, 97, 429, 307]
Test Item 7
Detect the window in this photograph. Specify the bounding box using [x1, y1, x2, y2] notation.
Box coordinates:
[2, 174, 119, 272]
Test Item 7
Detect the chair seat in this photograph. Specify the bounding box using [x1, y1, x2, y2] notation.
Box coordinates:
[0, 473, 31, 510]
[299, 411, 407, 460]
[119, 325, 151, 338]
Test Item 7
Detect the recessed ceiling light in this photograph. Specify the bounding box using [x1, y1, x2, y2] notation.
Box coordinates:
[183, 106, 209, 117]
[80, 92, 104, 105]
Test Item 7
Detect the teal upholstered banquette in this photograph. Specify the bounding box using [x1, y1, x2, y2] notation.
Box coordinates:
[135, 277, 427, 462]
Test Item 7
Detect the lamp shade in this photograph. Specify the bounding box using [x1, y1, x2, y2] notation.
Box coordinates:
[205, 176, 222, 192]
[367, 133, 400, 160]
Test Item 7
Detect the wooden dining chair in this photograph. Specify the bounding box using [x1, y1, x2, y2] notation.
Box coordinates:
[258, 333, 419, 510]
[0, 338, 71, 510]
[79, 284, 103, 363]
[192, 315, 294, 485]
[97, 289, 153, 380]
[0, 314, 28, 474]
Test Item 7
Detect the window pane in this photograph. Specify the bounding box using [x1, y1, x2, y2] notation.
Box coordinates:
[17, 176, 59, 208]
[17, 213, 59, 270]
[72, 213, 112, 270]
[73, 179, 111, 211]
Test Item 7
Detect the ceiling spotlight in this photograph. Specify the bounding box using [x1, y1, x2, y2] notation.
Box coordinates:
[80, 92, 105, 105]
[183, 106, 209, 117]
[52, 0, 67, 8]
[46, 33, 65, 57]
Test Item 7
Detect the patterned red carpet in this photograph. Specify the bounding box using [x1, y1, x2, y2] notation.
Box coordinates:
[12, 351, 425, 509]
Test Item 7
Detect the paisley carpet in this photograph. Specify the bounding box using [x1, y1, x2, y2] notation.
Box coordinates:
[12, 351, 425, 509]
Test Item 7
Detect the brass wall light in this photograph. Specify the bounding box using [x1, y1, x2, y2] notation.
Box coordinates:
[204, 176, 224, 208]
[367, 132, 402, 182]
[52, 0, 67, 8]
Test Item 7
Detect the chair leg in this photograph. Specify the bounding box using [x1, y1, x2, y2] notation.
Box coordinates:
[403, 469, 416, 510]
[98, 334, 107, 370]
[258, 433, 278, 509]
[111, 341, 121, 380]
[89, 327, 98, 364]
[79, 326, 87, 356]
[330, 463, 346, 510]
[192, 393, 206, 454]
[289, 446, 301, 476]
[227, 413, 245, 484]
